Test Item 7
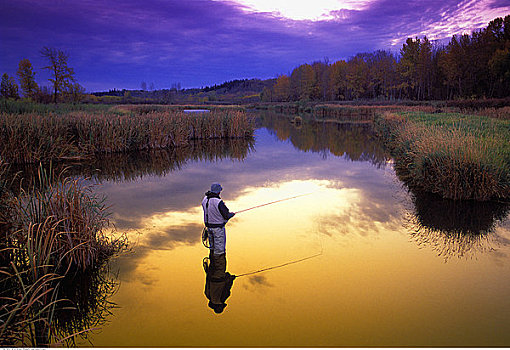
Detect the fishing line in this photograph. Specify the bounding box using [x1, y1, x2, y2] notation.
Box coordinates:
[234, 249, 323, 278]
[234, 192, 314, 214]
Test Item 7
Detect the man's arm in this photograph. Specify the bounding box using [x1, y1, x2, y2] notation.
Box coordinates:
[218, 200, 235, 220]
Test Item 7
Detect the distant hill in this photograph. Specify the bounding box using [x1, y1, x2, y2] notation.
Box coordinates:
[91, 78, 276, 104]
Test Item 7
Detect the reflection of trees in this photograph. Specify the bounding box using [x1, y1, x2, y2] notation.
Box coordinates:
[9, 137, 255, 186]
[258, 112, 390, 167]
[405, 191, 510, 260]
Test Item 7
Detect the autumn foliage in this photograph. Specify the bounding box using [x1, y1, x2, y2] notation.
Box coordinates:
[262, 16, 510, 102]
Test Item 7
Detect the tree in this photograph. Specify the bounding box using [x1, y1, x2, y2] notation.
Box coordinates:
[311, 60, 330, 100]
[16, 58, 39, 99]
[40, 47, 76, 103]
[66, 82, 86, 102]
[398, 37, 421, 99]
[273, 75, 291, 101]
[290, 64, 316, 100]
[0, 73, 19, 99]
[489, 45, 510, 96]
[417, 37, 433, 99]
[346, 54, 370, 99]
[141, 81, 147, 101]
[329, 60, 348, 100]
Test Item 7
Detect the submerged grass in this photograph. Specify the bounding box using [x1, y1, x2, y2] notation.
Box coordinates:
[375, 112, 510, 200]
[0, 107, 253, 164]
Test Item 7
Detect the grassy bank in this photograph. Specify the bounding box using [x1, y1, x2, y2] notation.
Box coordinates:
[0, 106, 253, 164]
[375, 112, 510, 200]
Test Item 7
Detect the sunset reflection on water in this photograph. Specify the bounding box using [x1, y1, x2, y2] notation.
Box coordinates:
[81, 123, 510, 347]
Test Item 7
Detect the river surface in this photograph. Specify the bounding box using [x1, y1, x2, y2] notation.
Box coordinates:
[70, 114, 510, 347]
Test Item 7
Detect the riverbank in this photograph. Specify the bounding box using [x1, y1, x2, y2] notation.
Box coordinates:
[374, 112, 510, 200]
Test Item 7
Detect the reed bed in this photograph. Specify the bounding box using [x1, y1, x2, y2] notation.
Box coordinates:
[0, 109, 253, 164]
[0, 165, 127, 346]
[375, 112, 510, 200]
[7, 165, 125, 270]
[111, 104, 244, 115]
[313, 104, 442, 122]
[466, 106, 510, 120]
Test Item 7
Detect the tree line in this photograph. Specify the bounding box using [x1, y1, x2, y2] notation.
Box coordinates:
[262, 15, 510, 102]
[0, 47, 84, 103]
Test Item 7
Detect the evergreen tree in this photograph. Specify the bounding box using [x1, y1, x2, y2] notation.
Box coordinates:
[0, 73, 19, 99]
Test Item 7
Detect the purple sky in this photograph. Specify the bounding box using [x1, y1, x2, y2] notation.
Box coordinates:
[1, 0, 509, 92]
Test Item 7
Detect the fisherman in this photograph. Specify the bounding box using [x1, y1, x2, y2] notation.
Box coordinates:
[201, 183, 236, 313]
[201, 183, 235, 256]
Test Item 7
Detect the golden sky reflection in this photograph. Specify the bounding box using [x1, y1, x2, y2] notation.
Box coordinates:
[86, 128, 510, 347]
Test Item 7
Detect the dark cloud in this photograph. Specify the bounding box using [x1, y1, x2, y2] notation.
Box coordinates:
[1, 0, 507, 91]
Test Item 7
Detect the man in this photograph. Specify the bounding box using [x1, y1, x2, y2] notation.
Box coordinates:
[201, 183, 235, 255]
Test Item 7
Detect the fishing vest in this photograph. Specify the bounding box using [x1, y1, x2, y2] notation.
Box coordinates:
[202, 196, 227, 227]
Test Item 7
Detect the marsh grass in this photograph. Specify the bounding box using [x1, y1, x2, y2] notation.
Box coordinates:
[7, 165, 125, 270]
[0, 107, 253, 164]
[466, 106, 510, 120]
[313, 104, 441, 122]
[0, 99, 111, 115]
[0, 164, 127, 346]
[376, 112, 510, 200]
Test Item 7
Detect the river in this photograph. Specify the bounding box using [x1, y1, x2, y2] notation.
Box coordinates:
[60, 113, 510, 346]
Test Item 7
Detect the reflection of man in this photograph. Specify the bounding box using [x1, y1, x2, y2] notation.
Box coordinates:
[201, 183, 235, 255]
[203, 253, 236, 313]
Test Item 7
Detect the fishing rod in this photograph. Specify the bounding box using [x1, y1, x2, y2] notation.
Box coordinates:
[234, 192, 314, 214]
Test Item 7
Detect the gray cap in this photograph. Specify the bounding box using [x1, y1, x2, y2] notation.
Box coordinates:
[211, 183, 223, 194]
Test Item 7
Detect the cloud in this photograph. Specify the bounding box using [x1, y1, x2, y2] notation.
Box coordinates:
[1, 0, 508, 90]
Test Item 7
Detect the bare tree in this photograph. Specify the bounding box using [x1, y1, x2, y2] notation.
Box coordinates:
[40, 47, 76, 103]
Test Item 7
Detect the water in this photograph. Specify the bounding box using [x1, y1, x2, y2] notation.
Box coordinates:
[38, 115, 510, 346]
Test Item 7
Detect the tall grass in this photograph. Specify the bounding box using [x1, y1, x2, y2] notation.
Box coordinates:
[375, 112, 510, 200]
[0, 99, 111, 115]
[313, 104, 441, 122]
[7, 165, 125, 270]
[0, 164, 127, 346]
[0, 108, 254, 164]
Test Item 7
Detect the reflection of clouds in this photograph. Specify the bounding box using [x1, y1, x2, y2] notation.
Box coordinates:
[146, 224, 203, 250]
[247, 275, 273, 287]
[111, 247, 152, 283]
[101, 128, 399, 233]
[316, 201, 403, 238]
[242, 275, 274, 291]
[103, 128, 407, 282]
[112, 220, 203, 283]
